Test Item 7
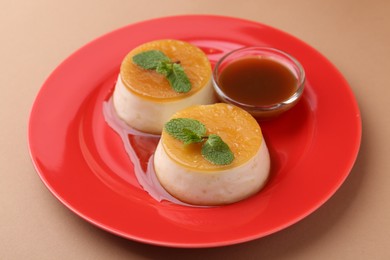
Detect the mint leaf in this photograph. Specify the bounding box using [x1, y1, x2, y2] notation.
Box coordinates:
[132, 50, 192, 93]
[167, 63, 191, 93]
[165, 118, 234, 165]
[156, 61, 173, 76]
[132, 50, 170, 70]
[164, 118, 206, 144]
[182, 128, 203, 144]
[201, 134, 234, 165]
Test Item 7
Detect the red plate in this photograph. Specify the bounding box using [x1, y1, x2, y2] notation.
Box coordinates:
[28, 15, 361, 247]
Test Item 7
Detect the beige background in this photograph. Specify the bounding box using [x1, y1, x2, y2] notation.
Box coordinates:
[1, 0, 389, 259]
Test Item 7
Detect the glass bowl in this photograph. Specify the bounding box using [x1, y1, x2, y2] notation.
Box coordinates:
[212, 47, 305, 119]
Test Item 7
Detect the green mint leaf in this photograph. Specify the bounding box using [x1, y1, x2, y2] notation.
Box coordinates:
[132, 50, 192, 93]
[201, 134, 234, 165]
[132, 50, 170, 70]
[156, 61, 173, 76]
[181, 128, 204, 144]
[167, 63, 191, 93]
[164, 118, 206, 144]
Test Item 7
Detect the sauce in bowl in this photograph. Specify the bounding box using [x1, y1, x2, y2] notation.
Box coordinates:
[213, 47, 305, 119]
[218, 57, 297, 107]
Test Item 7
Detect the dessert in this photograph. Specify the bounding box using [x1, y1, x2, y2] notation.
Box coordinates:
[112, 39, 215, 134]
[154, 103, 270, 206]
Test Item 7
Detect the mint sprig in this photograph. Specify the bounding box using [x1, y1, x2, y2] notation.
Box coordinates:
[132, 50, 192, 93]
[164, 118, 206, 144]
[202, 134, 234, 165]
[167, 63, 191, 93]
[164, 118, 234, 165]
[132, 50, 170, 69]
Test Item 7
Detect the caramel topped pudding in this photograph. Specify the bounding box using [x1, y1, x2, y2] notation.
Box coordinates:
[112, 39, 215, 134]
[154, 103, 270, 206]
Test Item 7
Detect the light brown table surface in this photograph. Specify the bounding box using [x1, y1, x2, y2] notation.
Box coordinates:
[1, 0, 389, 259]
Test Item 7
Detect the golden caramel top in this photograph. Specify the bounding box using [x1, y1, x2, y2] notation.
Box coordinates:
[120, 39, 212, 101]
[161, 103, 263, 171]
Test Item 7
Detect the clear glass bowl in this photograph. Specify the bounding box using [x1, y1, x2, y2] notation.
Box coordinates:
[212, 47, 305, 119]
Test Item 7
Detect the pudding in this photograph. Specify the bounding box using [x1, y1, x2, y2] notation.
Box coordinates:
[112, 39, 215, 134]
[154, 103, 271, 206]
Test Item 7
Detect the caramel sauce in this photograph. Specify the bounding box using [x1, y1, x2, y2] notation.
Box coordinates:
[218, 57, 297, 106]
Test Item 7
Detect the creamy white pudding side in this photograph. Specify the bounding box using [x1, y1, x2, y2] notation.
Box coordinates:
[112, 75, 214, 134]
[154, 138, 270, 206]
